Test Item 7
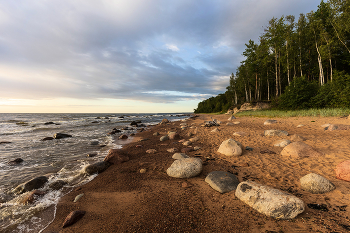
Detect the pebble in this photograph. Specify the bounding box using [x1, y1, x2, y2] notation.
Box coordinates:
[74, 193, 84, 203]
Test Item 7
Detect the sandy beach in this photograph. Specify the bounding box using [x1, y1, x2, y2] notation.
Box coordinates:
[42, 114, 350, 233]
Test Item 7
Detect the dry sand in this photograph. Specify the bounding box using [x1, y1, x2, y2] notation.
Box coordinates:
[43, 114, 350, 233]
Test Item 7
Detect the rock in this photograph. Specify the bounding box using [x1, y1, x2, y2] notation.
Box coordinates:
[189, 137, 199, 143]
[130, 121, 138, 126]
[273, 139, 291, 147]
[8, 158, 23, 165]
[290, 134, 306, 142]
[90, 141, 99, 145]
[160, 135, 169, 141]
[327, 124, 350, 131]
[300, 173, 335, 194]
[49, 180, 67, 190]
[205, 171, 239, 193]
[211, 128, 220, 133]
[335, 160, 350, 181]
[193, 146, 201, 151]
[83, 161, 110, 175]
[140, 168, 147, 174]
[233, 132, 247, 137]
[167, 148, 178, 153]
[281, 142, 322, 158]
[228, 116, 236, 121]
[297, 124, 304, 128]
[233, 121, 240, 125]
[73, 193, 84, 203]
[264, 130, 288, 136]
[62, 210, 86, 228]
[104, 149, 129, 164]
[181, 126, 187, 130]
[245, 146, 253, 151]
[235, 181, 305, 219]
[181, 147, 194, 153]
[172, 153, 189, 160]
[260, 149, 276, 154]
[187, 132, 194, 137]
[44, 122, 55, 125]
[119, 134, 128, 139]
[160, 118, 169, 125]
[321, 123, 331, 129]
[41, 137, 54, 141]
[146, 149, 157, 154]
[168, 132, 180, 140]
[166, 158, 202, 178]
[217, 139, 243, 156]
[20, 190, 46, 204]
[53, 133, 72, 139]
[130, 133, 135, 136]
[226, 122, 234, 126]
[91, 121, 99, 124]
[264, 120, 277, 125]
[87, 153, 97, 157]
[153, 132, 160, 136]
[13, 176, 48, 194]
[183, 141, 192, 146]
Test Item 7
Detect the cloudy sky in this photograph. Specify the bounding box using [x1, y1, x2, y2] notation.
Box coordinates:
[0, 0, 320, 113]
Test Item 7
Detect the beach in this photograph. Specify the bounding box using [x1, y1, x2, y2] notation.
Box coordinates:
[42, 114, 350, 232]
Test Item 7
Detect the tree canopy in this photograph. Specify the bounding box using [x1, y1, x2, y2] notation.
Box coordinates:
[194, 0, 350, 113]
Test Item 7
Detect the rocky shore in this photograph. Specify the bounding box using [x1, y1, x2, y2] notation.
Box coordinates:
[42, 114, 350, 232]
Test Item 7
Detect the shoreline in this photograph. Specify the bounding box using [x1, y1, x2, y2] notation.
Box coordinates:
[42, 114, 350, 232]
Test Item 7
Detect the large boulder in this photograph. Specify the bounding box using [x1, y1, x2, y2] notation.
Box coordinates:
[217, 139, 243, 156]
[205, 171, 239, 193]
[53, 133, 72, 139]
[12, 176, 48, 194]
[281, 142, 322, 158]
[264, 130, 288, 137]
[83, 161, 110, 175]
[166, 158, 202, 178]
[235, 181, 305, 219]
[335, 160, 350, 181]
[300, 173, 335, 194]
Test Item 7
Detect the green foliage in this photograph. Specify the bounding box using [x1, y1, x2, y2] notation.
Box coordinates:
[235, 108, 350, 117]
[276, 77, 319, 110]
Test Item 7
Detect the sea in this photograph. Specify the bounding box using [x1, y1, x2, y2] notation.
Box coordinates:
[0, 113, 191, 232]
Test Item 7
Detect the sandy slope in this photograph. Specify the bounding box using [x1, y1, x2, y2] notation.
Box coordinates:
[43, 114, 350, 233]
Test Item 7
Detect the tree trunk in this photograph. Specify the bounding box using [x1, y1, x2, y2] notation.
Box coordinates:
[234, 90, 238, 105]
[286, 40, 290, 85]
[299, 32, 303, 77]
[267, 69, 270, 101]
[245, 84, 249, 102]
[275, 45, 278, 96]
[255, 72, 258, 100]
[278, 50, 281, 94]
[315, 38, 324, 85]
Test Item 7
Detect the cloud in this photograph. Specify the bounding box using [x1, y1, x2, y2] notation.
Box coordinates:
[0, 0, 321, 106]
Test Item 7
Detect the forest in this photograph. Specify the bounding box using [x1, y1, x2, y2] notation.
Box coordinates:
[194, 0, 350, 113]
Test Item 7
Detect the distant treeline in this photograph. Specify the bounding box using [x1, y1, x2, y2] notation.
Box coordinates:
[195, 0, 350, 113]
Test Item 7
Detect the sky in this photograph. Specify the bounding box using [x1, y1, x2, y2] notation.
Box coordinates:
[0, 0, 321, 113]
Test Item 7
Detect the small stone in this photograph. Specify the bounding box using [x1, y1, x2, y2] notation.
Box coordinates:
[90, 141, 99, 145]
[183, 141, 192, 146]
[273, 139, 291, 147]
[20, 190, 46, 204]
[160, 118, 169, 125]
[168, 132, 180, 140]
[146, 149, 157, 154]
[226, 122, 234, 126]
[160, 136, 169, 142]
[335, 160, 350, 182]
[172, 153, 189, 160]
[119, 134, 128, 139]
[62, 210, 86, 228]
[187, 132, 194, 137]
[140, 168, 147, 173]
[193, 146, 201, 151]
[211, 128, 220, 133]
[136, 145, 143, 148]
[264, 119, 277, 125]
[104, 149, 129, 164]
[83, 161, 110, 175]
[300, 173, 335, 194]
[167, 148, 178, 153]
[73, 193, 84, 203]
[181, 147, 194, 153]
[297, 124, 304, 128]
[41, 137, 54, 141]
[12, 176, 48, 194]
[53, 133, 72, 139]
[264, 130, 288, 136]
[228, 116, 236, 121]
[87, 153, 97, 157]
[181, 182, 191, 188]
[8, 158, 23, 165]
[233, 132, 247, 137]
[281, 142, 322, 158]
[245, 146, 253, 151]
[49, 180, 67, 190]
[233, 121, 240, 125]
[153, 132, 160, 136]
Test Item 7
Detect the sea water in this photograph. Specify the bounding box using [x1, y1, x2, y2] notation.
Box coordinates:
[0, 113, 190, 232]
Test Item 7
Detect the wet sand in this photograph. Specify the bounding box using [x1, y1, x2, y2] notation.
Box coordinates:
[42, 114, 350, 232]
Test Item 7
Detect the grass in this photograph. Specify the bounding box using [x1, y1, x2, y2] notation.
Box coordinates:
[233, 108, 350, 118]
